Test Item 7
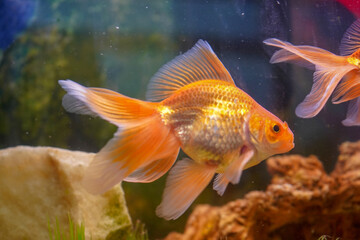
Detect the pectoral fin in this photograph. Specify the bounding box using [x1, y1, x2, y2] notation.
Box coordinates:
[213, 173, 229, 196]
[213, 147, 254, 196]
[156, 158, 216, 220]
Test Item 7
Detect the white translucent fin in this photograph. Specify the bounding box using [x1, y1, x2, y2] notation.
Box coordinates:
[82, 118, 180, 194]
[146, 39, 235, 102]
[156, 158, 216, 220]
[60, 80, 181, 194]
[213, 146, 254, 196]
[342, 97, 360, 126]
[332, 69, 360, 104]
[213, 173, 229, 196]
[59, 80, 97, 116]
[264, 38, 347, 69]
[340, 19, 360, 56]
[225, 147, 254, 184]
[59, 79, 156, 127]
[124, 148, 180, 183]
[295, 65, 356, 118]
[269, 49, 315, 70]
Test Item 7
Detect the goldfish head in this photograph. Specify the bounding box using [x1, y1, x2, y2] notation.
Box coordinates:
[248, 112, 294, 159]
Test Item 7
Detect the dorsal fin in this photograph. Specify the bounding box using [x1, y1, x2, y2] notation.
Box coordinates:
[146, 39, 235, 102]
[340, 19, 360, 56]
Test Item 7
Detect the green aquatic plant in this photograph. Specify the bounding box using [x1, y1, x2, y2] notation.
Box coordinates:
[125, 220, 149, 240]
[317, 235, 340, 240]
[48, 214, 87, 240]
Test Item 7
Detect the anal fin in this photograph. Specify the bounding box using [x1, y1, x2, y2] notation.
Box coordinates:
[156, 158, 216, 220]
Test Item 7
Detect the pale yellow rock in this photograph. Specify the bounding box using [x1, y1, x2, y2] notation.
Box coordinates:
[0, 146, 132, 240]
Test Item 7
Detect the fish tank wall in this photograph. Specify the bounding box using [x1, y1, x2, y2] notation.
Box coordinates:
[0, 0, 359, 238]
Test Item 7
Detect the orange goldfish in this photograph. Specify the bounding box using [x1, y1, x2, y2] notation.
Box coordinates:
[59, 40, 294, 220]
[264, 19, 360, 126]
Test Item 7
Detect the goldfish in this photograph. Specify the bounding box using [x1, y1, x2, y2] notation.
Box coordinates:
[59, 40, 294, 220]
[264, 19, 360, 126]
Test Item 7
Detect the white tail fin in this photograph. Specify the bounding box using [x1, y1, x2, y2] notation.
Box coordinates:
[295, 66, 356, 118]
[342, 97, 360, 126]
[332, 69, 360, 104]
[264, 38, 347, 69]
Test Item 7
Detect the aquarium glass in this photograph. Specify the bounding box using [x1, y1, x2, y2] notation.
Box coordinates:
[1, 0, 359, 238]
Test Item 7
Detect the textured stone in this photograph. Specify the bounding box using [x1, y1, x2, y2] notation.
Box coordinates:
[165, 141, 360, 240]
[0, 146, 132, 240]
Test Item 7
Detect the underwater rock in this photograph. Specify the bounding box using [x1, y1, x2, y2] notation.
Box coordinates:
[165, 141, 360, 240]
[0, 146, 132, 240]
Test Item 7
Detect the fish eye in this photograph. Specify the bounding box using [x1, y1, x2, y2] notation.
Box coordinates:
[272, 124, 280, 133]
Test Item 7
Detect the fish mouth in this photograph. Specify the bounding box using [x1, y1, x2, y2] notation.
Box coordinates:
[278, 139, 295, 153]
[285, 135, 295, 150]
[287, 138, 295, 151]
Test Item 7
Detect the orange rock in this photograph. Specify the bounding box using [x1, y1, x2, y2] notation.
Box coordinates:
[165, 141, 360, 240]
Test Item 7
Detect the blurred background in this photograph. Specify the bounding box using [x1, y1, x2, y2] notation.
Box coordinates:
[0, 0, 359, 238]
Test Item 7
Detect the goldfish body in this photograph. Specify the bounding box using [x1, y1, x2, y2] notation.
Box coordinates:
[264, 19, 360, 126]
[59, 40, 294, 220]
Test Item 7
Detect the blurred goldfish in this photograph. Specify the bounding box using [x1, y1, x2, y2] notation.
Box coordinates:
[59, 40, 294, 220]
[264, 19, 360, 126]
